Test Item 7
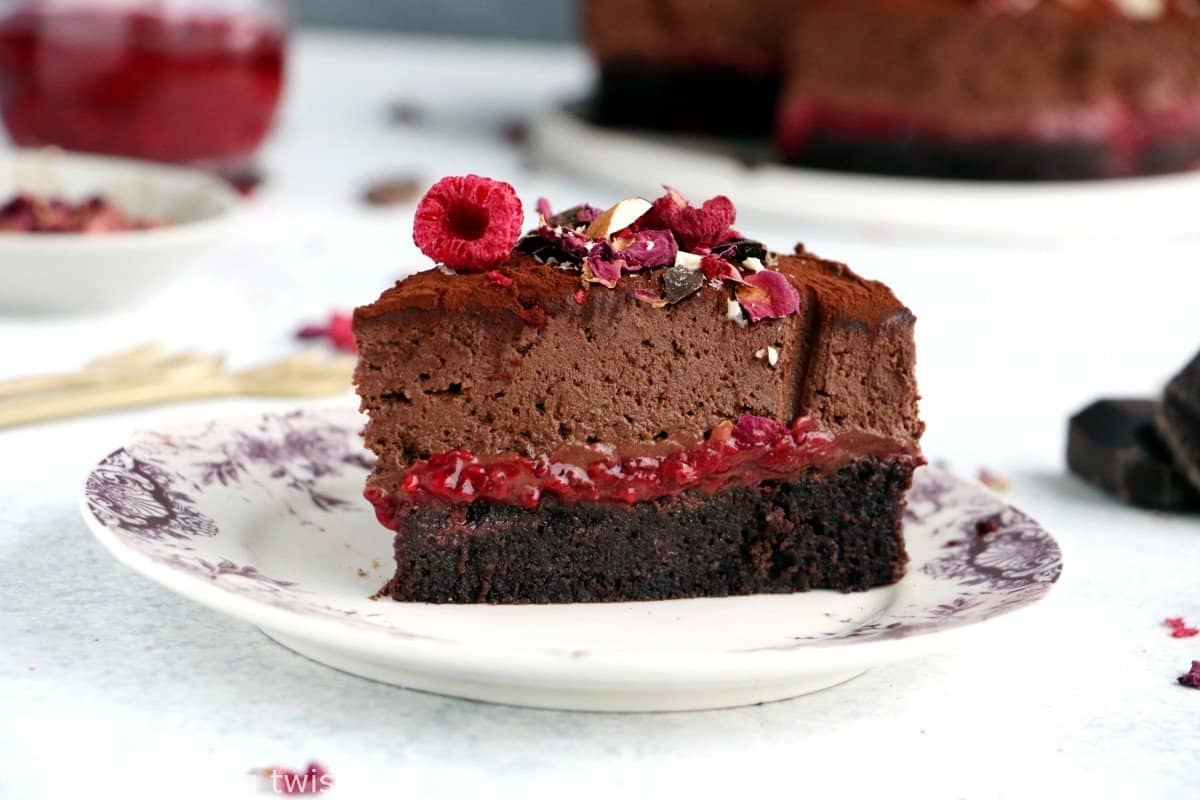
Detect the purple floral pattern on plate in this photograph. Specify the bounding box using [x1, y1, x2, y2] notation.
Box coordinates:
[81, 408, 1061, 652]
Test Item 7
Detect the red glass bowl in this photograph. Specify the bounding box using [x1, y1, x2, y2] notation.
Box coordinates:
[0, 2, 286, 169]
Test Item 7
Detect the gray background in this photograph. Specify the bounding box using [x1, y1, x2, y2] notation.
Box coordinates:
[289, 0, 577, 40]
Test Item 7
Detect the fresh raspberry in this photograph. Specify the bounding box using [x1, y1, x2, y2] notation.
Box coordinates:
[412, 175, 523, 271]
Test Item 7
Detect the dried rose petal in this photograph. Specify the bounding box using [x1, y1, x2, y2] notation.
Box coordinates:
[614, 229, 677, 270]
[700, 255, 745, 284]
[633, 288, 668, 308]
[536, 197, 553, 222]
[1178, 661, 1200, 689]
[735, 269, 801, 322]
[643, 186, 736, 251]
[732, 415, 788, 448]
[582, 244, 623, 288]
[661, 265, 705, 303]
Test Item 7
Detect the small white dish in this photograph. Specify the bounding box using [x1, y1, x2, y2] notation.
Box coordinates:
[80, 408, 1062, 712]
[533, 105, 1200, 242]
[0, 148, 239, 313]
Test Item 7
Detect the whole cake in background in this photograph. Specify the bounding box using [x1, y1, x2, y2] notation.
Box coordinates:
[585, 0, 1200, 180]
[353, 174, 924, 604]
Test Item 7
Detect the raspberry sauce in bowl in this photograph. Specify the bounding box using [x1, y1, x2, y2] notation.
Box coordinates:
[0, 1, 285, 170]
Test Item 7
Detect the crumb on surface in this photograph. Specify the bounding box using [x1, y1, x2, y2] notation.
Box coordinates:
[977, 469, 1012, 492]
[1178, 661, 1200, 688]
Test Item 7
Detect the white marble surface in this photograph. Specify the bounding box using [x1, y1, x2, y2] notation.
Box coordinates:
[2, 31, 1199, 800]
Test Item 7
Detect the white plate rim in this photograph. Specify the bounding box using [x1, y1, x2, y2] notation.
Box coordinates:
[532, 105, 1200, 241]
[79, 408, 1064, 686]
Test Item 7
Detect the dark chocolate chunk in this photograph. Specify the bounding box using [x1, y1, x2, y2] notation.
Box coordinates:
[1158, 350, 1200, 492]
[660, 265, 705, 304]
[712, 237, 768, 264]
[547, 204, 600, 230]
[1067, 398, 1200, 511]
[514, 234, 575, 265]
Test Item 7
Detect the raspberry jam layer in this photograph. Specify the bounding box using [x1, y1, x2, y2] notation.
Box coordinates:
[0, 3, 285, 167]
[365, 415, 919, 522]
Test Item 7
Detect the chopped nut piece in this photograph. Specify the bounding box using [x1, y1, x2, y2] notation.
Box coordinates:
[754, 346, 780, 367]
[585, 197, 652, 239]
[726, 299, 748, 327]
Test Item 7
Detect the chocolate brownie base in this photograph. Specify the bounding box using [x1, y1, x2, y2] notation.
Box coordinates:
[592, 63, 779, 138]
[782, 131, 1200, 181]
[381, 456, 913, 604]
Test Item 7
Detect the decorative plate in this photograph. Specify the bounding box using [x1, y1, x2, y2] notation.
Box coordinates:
[531, 105, 1200, 242]
[80, 408, 1062, 712]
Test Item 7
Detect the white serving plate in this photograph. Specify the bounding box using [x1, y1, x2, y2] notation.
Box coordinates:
[0, 148, 239, 313]
[80, 408, 1062, 712]
[533, 106, 1200, 242]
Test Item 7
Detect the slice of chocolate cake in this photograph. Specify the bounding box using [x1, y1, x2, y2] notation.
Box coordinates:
[354, 175, 923, 603]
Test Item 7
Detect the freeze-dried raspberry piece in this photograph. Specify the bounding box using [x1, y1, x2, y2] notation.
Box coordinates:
[1165, 617, 1199, 638]
[413, 175, 523, 271]
[732, 415, 788, 447]
[485, 269, 513, 288]
[735, 269, 801, 322]
[642, 186, 736, 251]
[296, 312, 356, 353]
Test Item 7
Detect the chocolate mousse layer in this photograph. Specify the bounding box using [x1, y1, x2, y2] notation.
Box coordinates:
[354, 249, 921, 495]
